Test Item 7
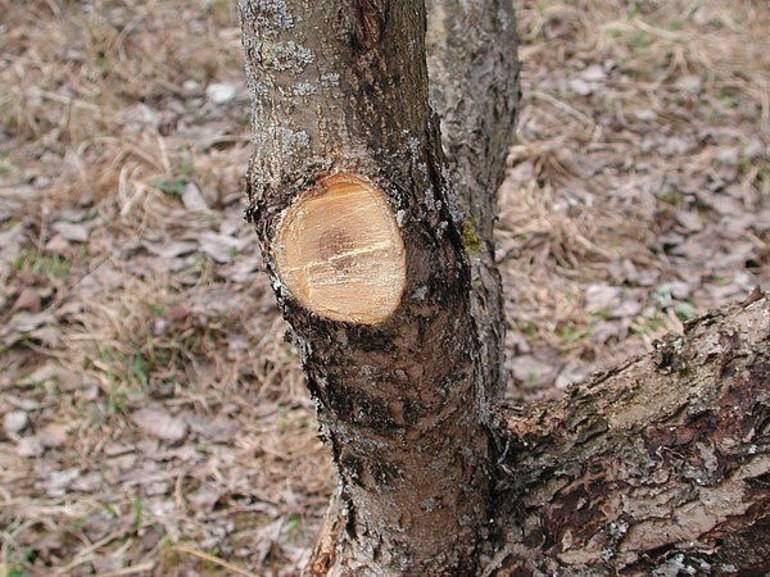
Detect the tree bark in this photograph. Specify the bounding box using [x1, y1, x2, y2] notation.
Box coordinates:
[490, 291, 770, 575]
[238, 1, 512, 574]
[238, 1, 770, 576]
[426, 0, 520, 406]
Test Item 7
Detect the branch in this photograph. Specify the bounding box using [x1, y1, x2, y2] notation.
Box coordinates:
[492, 291, 770, 574]
[426, 0, 520, 232]
[426, 0, 521, 402]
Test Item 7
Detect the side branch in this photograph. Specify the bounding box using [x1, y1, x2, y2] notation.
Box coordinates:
[492, 292, 770, 574]
[427, 0, 520, 231]
[427, 0, 521, 405]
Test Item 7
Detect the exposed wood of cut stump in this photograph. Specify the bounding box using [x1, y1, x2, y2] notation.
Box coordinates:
[274, 173, 406, 325]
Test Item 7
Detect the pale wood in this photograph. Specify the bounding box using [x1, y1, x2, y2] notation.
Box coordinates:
[274, 173, 406, 325]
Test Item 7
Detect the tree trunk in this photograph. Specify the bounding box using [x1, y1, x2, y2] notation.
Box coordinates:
[238, 1, 514, 574]
[425, 0, 520, 407]
[238, 1, 770, 575]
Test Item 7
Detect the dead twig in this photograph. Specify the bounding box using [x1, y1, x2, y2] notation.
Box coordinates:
[172, 545, 261, 577]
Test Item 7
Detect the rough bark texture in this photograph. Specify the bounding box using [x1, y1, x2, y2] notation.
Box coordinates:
[490, 291, 770, 576]
[238, 1, 509, 575]
[426, 0, 520, 406]
[239, 1, 770, 576]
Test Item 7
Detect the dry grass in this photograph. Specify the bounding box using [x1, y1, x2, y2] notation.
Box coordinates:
[500, 0, 769, 395]
[1, 0, 768, 575]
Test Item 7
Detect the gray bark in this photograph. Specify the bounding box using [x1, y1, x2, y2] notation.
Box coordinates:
[238, 1, 515, 574]
[427, 0, 520, 406]
[238, 1, 770, 576]
[490, 291, 770, 576]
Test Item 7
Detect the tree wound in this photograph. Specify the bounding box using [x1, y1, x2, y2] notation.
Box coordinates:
[274, 173, 406, 324]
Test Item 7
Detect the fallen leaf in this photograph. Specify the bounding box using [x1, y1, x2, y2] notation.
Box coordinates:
[12, 288, 41, 312]
[16, 435, 44, 457]
[45, 467, 81, 497]
[145, 240, 198, 259]
[509, 355, 558, 389]
[198, 232, 245, 264]
[3, 410, 28, 435]
[585, 284, 621, 314]
[39, 423, 69, 447]
[132, 407, 188, 443]
[45, 234, 70, 254]
[52, 221, 89, 243]
[569, 78, 593, 96]
[0, 223, 26, 265]
[581, 64, 606, 82]
[186, 414, 239, 443]
[182, 182, 210, 212]
[206, 82, 237, 104]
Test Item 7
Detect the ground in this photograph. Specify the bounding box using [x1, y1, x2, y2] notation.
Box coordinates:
[0, 1, 768, 576]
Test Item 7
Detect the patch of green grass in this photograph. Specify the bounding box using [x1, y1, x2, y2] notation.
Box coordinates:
[655, 187, 684, 207]
[153, 177, 189, 198]
[285, 513, 302, 543]
[1, 548, 35, 577]
[654, 283, 676, 307]
[277, 408, 291, 434]
[757, 162, 770, 185]
[132, 351, 150, 387]
[737, 158, 770, 188]
[133, 495, 144, 532]
[628, 30, 656, 52]
[6, 565, 30, 577]
[107, 385, 130, 415]
[591, 308, 612, 321]
[738, 157, 754, 178]
[716, 87, 740, 109]
[556, 321, 589, 344]
[13, 249, 71, 279]
[519, 320, 539, 337]
[674, 301, 698, 322]
[0, 151, 13, 178]
[89, 348, 148, 415]
[201, 547, 223, 571]
[154, 160, 195, 199]
[147, 302, 166, 317]
[631, 314, 666, 336]
[177, 158, 194, 178]
[0, 101, 21, 138]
